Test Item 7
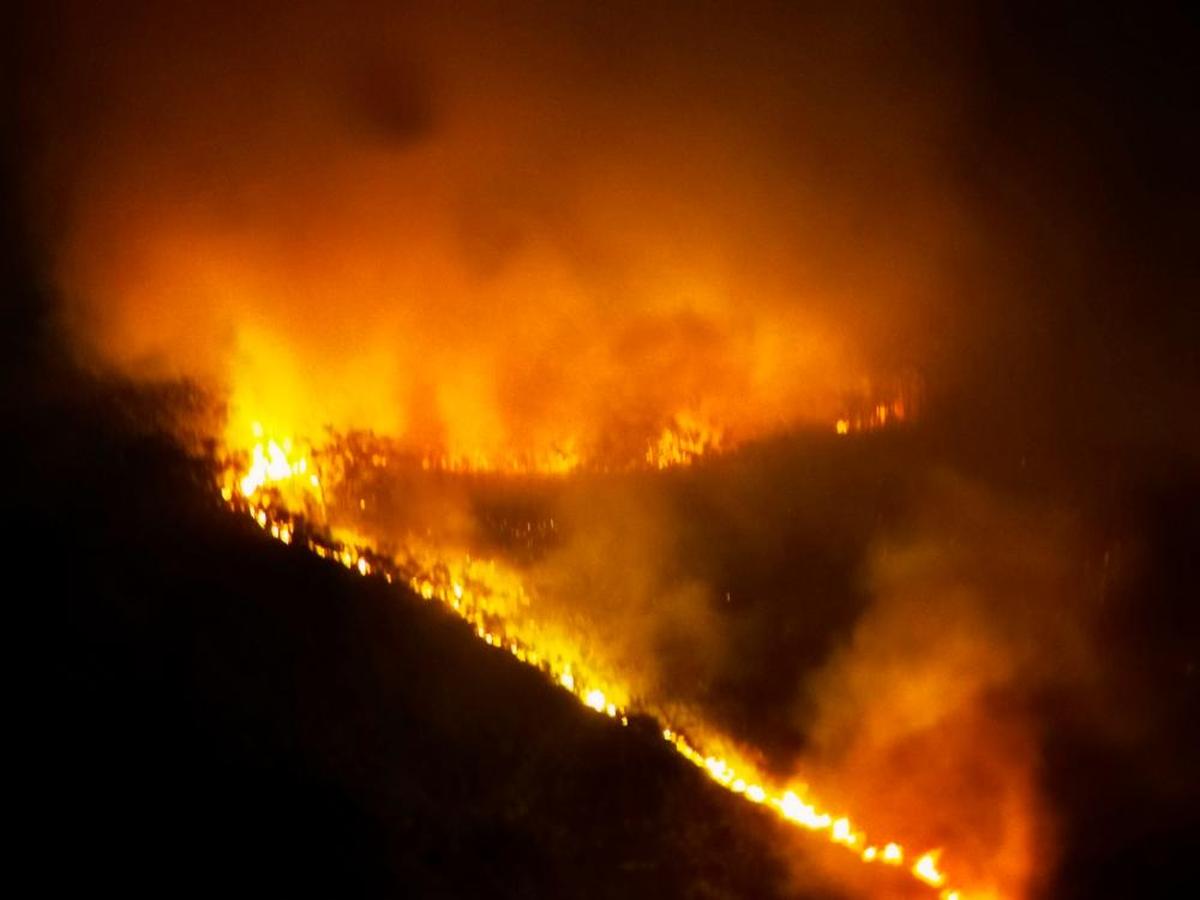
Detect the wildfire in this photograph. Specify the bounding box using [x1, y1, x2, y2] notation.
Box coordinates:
[217, 424, 978, 899]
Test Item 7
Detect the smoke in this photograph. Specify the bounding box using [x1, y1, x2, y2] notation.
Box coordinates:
[20, 0, 978, 460]
[795, 472, 1096, 897]
[329, 442, 1104, 896]
[527, 479, 724, 701]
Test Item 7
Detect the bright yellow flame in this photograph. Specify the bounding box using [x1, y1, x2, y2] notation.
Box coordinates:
[832, 816, 856, 845]
[914, 851, 947, 888]
[239, 433, 310, 497]
[779, 790, 833, 830]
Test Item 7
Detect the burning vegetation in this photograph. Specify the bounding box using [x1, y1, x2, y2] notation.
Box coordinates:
[211, 416, 1044, 900]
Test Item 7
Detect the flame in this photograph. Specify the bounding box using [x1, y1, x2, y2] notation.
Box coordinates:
[219, 425, 990, 899]
[915, 850, 948, 888]
[239, 432, 313, 498]
[645, 412, 724, 470]
[222, 378, 915, 493]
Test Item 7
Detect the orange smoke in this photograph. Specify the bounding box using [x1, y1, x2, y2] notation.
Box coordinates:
[796, 474, 1095, 898]
[26, 1, 968, 467]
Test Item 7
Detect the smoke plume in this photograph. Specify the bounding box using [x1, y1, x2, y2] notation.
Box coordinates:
[22, 1, 976, 460]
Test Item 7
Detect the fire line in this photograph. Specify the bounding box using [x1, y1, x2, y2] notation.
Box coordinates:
[220, 426, 964, 900]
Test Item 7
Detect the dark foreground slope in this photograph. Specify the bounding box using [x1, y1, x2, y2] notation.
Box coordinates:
[11, 350, 908, 897]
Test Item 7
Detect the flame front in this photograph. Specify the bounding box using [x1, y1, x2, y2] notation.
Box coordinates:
[219, 426, 978, 900]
